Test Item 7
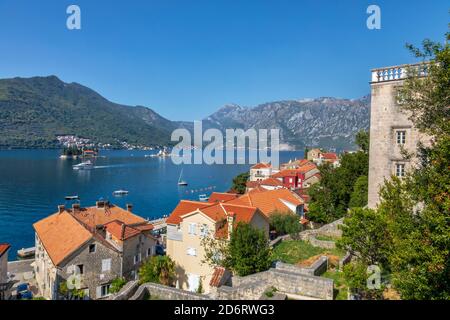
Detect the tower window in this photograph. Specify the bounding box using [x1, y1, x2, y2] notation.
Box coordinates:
[396, 131, 406, 145]
[396, 164, 405, 177]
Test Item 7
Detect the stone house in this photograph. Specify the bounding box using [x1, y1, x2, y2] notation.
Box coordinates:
[368, 63, 431, 207]
[33, 202, 157, 300]
[0, 243, 11, 300]
[165, 200, 269, 294]
[306, 149, 322, 161]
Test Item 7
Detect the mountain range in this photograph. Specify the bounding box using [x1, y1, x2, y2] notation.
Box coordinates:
[0, 76, 370, 150]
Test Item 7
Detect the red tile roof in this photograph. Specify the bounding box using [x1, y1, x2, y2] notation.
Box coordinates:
[251, 163, 271, 169]
[166, 200, 214, 225]
[104, 220, 143, 240]
[208, 192, 239, 203]
[228, 188, 304, 216]
[33, 204, 153, 266]
[321, 153, 338, 160]
[71, 205, 147, 228]
[281, 159, 310, 168]
[246, 178, 284, 189]
[271, 164, 317, 178]
[0, 243, 11, 258]
[260, 177, 284, 187]
[210, 267, 226, 287]
[271, 169, 300, 178]
[34, 211, 93, 266]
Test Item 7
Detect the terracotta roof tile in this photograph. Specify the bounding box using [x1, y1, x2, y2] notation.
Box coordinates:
[104, 220, 142, 240]
[71, 205, 146, 228]
[166, 200, 214, 225]
[251, 163, 271, 169]
[33, 204, 152, 266]
[33, 211, 93, 266]
[321, 153, 338, 160]
[228, 189, 303, 217]
[208, 192, 239, 203]
[210, 267, 226, 287]
[0, 243, 11, 258]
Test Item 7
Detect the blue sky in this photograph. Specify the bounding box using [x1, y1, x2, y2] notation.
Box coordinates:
[0, 1, 448, 120]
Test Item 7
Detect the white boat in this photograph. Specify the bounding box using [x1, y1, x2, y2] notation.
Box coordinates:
[65, 195, 80, 201]
[73, 160, 94, 170]
[150, 148, 171, 158]
[113, 189, 129, 196]
[199, 194, 209, 202]
[178, 169, 188, 186]
[17, 247, 36, 259]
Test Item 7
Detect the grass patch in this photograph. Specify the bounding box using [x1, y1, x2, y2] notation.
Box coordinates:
[322, 270, 348, 300]
[272, 240, 325, 264]
[271, 240, 345, 264]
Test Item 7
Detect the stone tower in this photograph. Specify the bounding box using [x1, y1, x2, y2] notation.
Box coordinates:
[367, 63, 430, 208]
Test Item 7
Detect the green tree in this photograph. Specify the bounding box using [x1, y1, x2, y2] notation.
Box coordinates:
[338, 207, 391, 266]
[110, 277, 127, 294]
[139, 255, 176, 286]
[58, 281, 85, 300]
[349, 175, 368, 208]
[269, 212, 302, 236]
[355, 130, 370, 153]
[343, 261, 384, 300]
[231, 172, 250, 194]
[228, 223, 272, 276]
[308, 150, 369, 223]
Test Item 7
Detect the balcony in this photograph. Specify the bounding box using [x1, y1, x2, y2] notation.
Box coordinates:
[371, 62, 430, 83]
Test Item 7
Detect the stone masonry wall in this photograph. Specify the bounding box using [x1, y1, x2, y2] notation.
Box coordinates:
[130, 283, 211, 300]
[215, 267, 333, 300]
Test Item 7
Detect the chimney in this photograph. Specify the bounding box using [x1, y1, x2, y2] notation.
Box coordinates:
[126, 204, 133, 212]
[58, 205, 65, 214]
[72, 203, 81, 212]
[227, 212, 235, 240]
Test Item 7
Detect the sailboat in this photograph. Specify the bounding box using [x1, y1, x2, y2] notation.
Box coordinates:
[178, 169, 188, 186]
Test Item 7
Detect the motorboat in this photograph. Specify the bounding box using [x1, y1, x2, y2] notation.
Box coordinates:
[73, 160, 94, 170]
[199, 194, 209, 202]
[65, 195, 80, 201]
[113, 189, 129, 196]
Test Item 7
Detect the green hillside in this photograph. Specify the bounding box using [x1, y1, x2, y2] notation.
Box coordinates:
[0, 76, 175, 148]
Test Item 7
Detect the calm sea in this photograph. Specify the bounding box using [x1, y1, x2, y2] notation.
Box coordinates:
[0, 149, 304, 259]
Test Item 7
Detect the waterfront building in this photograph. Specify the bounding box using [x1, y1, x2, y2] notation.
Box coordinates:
[165, 200, 269, 293]
[368, 63, 431, 208]
[33, 202, 156, 300]
[249, 163, 277, 182]
[270, 163, 319, 190]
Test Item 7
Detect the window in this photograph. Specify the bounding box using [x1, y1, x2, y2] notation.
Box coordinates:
[396, 131, 406, 145]
[396, 164, 406, 177]
[200, 224, 209, 237]
[98, 284, 110, 298]
[89, 244, 96, 253]
[188, 223, 197, 235]
[76, 264, 84, 275]
[147, 247, 153, 257]
[134, 254, 141, 264]
[187, 247, 197, 256]
[101, 259, 111, 272]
